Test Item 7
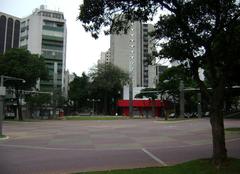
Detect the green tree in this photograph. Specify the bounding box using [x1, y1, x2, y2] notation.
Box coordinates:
[136, 66, 197, 118]
[135, 88, 159, 118]
[0, 48, 48, 120]
[89, 63, 128, 115]
[78, 0, 240, 165]
[68, 73, 90, 112]
[157, 66, 197, 113]
[135, 88, 158, 100]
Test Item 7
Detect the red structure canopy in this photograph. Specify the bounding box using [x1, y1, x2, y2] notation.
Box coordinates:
[117, 99, 170, 117]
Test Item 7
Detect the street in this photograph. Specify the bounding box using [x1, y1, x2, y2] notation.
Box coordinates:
[0, 119, 240, 174]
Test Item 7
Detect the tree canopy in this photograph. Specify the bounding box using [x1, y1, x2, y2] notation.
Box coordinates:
[0, 48, 48, 120]
[68, 72, 90, 112]
[0, 48, 48, 89]
[78, 0, 240, 165]
[157, 66, 197, 100]
[89, 63, 128, 114]
[135, 88, 158, 100]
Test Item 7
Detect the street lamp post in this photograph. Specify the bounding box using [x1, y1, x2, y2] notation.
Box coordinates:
[197, 92, 202, 118]
[87, 99, 100, 115]
[0, 75, 25, 136]
[179, 80, 185, 118]
[92, 99, 95, 114]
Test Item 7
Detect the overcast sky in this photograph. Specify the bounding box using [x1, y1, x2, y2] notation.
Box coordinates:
[0, 0, 110, 76]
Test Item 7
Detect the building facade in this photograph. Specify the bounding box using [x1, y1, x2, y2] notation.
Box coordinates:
[110, 21, 156, 88]
[0, 12, 20, 54]
[156, 65, 168, 84]
[63, 70, 74, 98]
[19, 5, 67, 93]
[98, 49, 111, 65]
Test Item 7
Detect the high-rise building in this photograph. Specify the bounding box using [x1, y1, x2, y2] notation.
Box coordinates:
[63, 70, 74, 98]
[110, 21, 156, 88]
[19, 5, 67, 93]
[98, 49, 111, 65]
[0, 12, 20, 54]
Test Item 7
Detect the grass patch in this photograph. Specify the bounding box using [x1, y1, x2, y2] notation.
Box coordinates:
[0, 134, 6, 139]
[225, 112, 240, 119]
[75, 158, 240, 174]
[225, 127, 240, 132]
[65, 116, 129, 121]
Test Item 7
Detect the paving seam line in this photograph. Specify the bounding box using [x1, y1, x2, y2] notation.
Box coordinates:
[142, 148, 168, 166]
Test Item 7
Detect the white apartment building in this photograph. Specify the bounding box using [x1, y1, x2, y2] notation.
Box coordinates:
[110, 21, 156, 88]
[19, 5, 67, 93]
[98, 49, 111, 65]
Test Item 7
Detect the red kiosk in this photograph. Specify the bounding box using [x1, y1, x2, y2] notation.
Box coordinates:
[117, 99, 170, 117]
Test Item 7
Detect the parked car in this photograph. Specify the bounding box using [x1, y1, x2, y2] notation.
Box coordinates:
[5, 112, 15, 119]
[169, 112, 176, 118]
[184, 112, 198, 118]
[203, 111, 210, 117]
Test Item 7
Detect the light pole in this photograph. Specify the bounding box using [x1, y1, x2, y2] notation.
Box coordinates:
[197, 92, 202, 118]
[179, 80, 185, 118]
[129, 23, 135, 117]
[0, 75, 25, 136]
[87, 99, 100, 115]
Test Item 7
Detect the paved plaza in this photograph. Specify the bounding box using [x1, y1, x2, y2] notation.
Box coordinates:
[0, 118, 240, 174]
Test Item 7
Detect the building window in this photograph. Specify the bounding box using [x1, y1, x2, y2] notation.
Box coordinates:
[52, 13, 63, 19]
[143, 28, 148, 32]
[13, 20, 20, 48]
[6, 18, 13, 50]
[143, 24, 148, 27]
[42, 12, 51, 17]
[143, 38, 148, 42]
[0, 15, 7, 53]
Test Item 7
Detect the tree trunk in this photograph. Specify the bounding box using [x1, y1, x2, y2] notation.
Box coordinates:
[210, 109, 227, 166]
[17, 101, 23, 121]
[151, 99, 155, 118]
[15, 91, 23, 121]
[104, 92, 108, 115]
[209, 90, 227, 166]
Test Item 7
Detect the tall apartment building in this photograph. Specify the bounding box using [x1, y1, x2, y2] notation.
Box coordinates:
[110, 21, 156, 88]
[98, 49, 111, 65]
[0, 12, 20, 54]
[19, 5, 67, 93]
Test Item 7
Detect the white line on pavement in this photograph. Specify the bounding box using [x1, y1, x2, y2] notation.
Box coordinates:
[0, 144, 85, 151]
[227, 137, 240, 143]
[142, 148, 167, 166]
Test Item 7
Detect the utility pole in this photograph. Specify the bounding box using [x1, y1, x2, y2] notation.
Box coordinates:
[197, 92, 202, 118]
[179, 80, 185, 118]
[0, 76, 6, 136]
[129, 80, 133, 117]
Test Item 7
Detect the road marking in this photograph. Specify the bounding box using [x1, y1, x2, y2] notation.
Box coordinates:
[142, 148, 167, 166]
[0, 144, 87, 151]
[227, 137, 240, 143]
[0, 137, 239, 152]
